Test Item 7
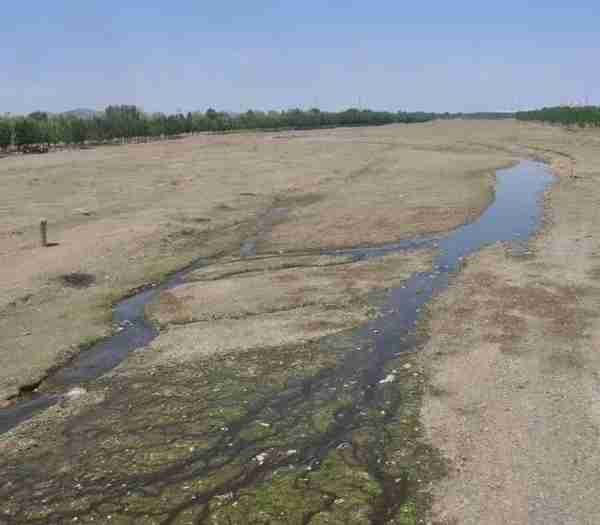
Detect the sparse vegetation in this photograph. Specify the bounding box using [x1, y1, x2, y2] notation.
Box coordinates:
[58, 272, 96, 289]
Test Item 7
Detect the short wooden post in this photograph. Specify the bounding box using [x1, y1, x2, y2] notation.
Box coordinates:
[40, 219, 48, 247]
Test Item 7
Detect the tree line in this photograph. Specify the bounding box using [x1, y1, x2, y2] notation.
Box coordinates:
[516, 106, 600, 127]
[0, 106, 438, 153]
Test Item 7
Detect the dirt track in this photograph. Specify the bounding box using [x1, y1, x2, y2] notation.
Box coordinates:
[1, 120, 600, 524]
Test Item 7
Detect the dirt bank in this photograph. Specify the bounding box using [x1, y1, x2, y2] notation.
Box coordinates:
[420, 122, 600, 524]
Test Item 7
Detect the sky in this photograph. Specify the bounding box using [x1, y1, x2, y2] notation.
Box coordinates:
[2, 1, 599, 115]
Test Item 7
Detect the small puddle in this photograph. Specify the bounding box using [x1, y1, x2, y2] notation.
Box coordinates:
[0, 161, 553, 435]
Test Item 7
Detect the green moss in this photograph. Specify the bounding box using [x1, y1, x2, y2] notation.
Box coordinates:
[1, 309, 447, 524]
[395, 502, 417, 525]
[238, 420, 274, 441]
[210, 472, 325, 525]
[77, 333, 107, 352]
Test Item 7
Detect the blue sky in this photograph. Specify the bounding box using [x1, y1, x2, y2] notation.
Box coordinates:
[2, 1, 599, 114]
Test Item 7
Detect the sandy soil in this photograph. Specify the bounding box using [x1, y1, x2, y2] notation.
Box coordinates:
[419, 122, 600, 524]
[148, 251, 429, 325]
[3, 120, 600, 524]
[144, 251, 432, 365]
[0, 123, 506, 400]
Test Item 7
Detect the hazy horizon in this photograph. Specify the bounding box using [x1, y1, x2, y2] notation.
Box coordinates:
[3, 2, 599, 115]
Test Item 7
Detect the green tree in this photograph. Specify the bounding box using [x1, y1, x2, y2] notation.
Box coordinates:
[14, 118, 41, 149]
[69, 118, 88, 145]
[28, 111, 49, 122]
[0, 119, 12, 151]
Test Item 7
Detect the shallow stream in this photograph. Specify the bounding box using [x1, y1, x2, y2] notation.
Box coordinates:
[1, 160, 553, 436]
[0, 160, 555, 523]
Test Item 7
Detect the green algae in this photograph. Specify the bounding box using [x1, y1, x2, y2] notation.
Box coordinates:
[395, 502, 417, 525]
[1, 322, 445, 524]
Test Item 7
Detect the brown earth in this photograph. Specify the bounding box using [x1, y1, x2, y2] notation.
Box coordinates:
[147, 251, 429, 325]
[2, 120, 600, 524]
[419, 123, 600, 525]
[0, 123, 507, 400]
[143, 251, 432, 366]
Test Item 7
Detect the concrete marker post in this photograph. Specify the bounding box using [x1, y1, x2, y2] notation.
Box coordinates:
[40, 219, 48, 247]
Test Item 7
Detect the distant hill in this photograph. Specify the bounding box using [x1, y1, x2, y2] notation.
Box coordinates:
[62, 108, 98, 119]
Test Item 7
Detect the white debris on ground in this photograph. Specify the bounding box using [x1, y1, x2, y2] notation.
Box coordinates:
[254, 452, 268, 465]
[379, 374, 395, 384]
[65, 387, 87, 399]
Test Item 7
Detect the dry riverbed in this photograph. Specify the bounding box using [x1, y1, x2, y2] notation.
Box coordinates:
[1, 121, 599, 524]
[0, 124, 505, 400]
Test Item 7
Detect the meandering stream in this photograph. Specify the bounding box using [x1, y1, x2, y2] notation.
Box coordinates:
[0, 160, 554, 440]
